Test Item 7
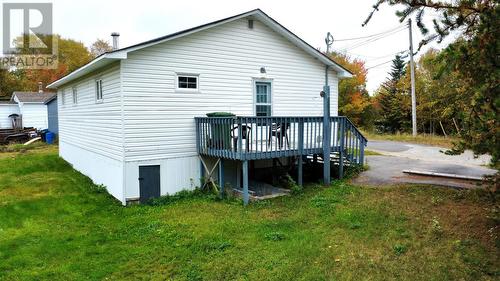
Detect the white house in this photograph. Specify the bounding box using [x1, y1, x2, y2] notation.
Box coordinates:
[47, 9, 364, 205]
[0, 92, 55, 129]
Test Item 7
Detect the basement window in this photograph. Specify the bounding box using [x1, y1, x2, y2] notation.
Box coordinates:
[177, 75, 198, 90]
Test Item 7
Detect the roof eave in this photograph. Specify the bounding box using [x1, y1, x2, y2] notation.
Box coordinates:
[47, 52, 127, 89]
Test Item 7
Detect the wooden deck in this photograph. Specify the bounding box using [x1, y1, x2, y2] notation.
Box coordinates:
[195, 116, 367, 163]
[195, 116, 367, 204]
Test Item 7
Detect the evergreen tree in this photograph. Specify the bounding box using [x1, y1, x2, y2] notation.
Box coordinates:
[389, 55, 405, 83]
[375, 55, 409, 133]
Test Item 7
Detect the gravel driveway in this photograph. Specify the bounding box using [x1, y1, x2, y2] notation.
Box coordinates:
[352, 140, 497, 188]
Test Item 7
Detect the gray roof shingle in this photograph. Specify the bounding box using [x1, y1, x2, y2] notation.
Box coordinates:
[11, 92, 56, 103]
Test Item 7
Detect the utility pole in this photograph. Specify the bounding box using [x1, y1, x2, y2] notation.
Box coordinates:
[408, 19, 417, 137]
[322, 32, 333, 185]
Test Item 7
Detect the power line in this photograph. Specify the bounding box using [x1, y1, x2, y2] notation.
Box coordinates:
[365, 51, 409, 70]
[339, 27, 407, 51]
[333, 24, 406, 42]
[366, 59, 395, 70]
[339, 27, 406, 50]
[335, 50, 407, 61]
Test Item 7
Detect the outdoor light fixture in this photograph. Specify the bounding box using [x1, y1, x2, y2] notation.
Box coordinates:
[320, 90, 325, 97]
[260, 67, 266, 74]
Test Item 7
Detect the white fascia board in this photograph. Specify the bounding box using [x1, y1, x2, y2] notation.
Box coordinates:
[47, 52, 127, 89]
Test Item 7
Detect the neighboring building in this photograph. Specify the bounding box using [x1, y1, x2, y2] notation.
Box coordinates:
[47, 9, 361, 205]
[0, 101, 19, 128]
[45, 95, 58, 134]
[0, 91, 56, 129]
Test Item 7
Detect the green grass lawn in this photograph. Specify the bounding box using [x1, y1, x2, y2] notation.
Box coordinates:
[0, 146, 498, 280]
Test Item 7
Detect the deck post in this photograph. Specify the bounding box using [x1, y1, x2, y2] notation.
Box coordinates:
[339, 118, 345, 179]
[272, 158, 277, 185]
[200, 160, 204, 184]
[236, 161, 241, 189]
[219, 158, 225, 198]
[298, 156, 303, 186]
[242, 160, 249, 205]
[322, 84, 331, 185]
[359, 139, 365, 166]
[298, 119, 304, 186]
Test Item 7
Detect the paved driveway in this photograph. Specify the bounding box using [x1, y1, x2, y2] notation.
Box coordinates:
[352, 140, 497, 188]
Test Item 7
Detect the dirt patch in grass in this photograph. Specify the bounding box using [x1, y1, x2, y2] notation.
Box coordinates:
[365, 149, 383, 156]
[362, 130, 458, 148]
[0, 143, 57, 159]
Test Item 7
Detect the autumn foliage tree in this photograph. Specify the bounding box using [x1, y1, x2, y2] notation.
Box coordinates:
[328, 52, 375, 129]
[5, 34, 93, 94]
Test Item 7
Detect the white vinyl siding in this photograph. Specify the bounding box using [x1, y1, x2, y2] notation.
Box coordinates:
[18, 103, 48, 129]
[58, 63, 123, 161]
[121, 17, 339, 162]
[0, 104, 20, 128]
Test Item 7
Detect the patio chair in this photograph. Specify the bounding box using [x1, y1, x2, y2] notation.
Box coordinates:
[268, 122, 290, 149]
[231, 125, 252, 152]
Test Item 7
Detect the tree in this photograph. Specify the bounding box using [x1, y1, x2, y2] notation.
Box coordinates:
[90, 39, 113, 58]
[328, 52, 375, 129]
[364, 0, 499, 165]
[0, 70, 23, 98]
[374, 55, 410, 133]
[8, 34, 92, 93]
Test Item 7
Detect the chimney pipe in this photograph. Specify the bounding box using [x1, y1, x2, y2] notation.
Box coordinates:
[38, 82, 43, 94]
[111, 32, 120, 50]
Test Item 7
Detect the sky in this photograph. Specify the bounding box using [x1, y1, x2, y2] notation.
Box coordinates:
[1, 0, 456, 94]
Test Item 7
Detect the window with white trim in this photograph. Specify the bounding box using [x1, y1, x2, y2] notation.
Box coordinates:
[72, 87, 77, 104]
[255, 82, 271, 116]
[177, 75, 198, 90]
[95, 79, 103, 102]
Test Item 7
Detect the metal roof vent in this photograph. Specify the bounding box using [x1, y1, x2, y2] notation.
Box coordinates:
[111, 32, 120, 50]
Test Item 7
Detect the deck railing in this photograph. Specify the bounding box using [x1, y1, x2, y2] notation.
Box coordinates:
[195, 116, 367, 165]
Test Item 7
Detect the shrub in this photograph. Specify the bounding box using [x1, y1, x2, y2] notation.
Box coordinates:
[264, 231, 286, 241]
[89, 184, 107, 194]
[282, 174, 303, 195]
[147, 188, 213, 206]
[393, 244, 408, 255]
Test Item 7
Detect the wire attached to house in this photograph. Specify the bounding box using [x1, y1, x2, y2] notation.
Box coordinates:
[338, 27, 407, 51]
[333, 24, 406, 42]
[336, 50, 407, 61]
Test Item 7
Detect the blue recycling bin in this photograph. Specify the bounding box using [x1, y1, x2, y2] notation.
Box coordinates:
[46, 132, 55, 144]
